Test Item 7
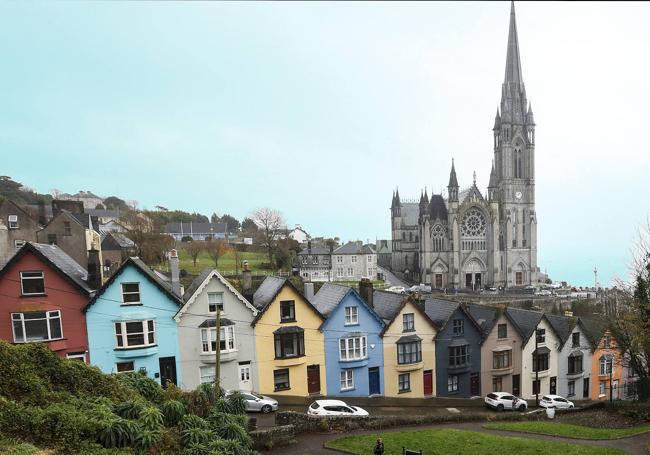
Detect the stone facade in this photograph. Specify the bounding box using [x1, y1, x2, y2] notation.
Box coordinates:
[391, 3, 538, 290]
[0, 199, 41, 268]
[332, 242, 377, 281]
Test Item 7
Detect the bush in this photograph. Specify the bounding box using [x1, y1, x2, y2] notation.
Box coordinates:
[226, 391, 247, 415]
[114, 400, 146, 420]
[183, 441, 210, 455]
[216, 422, 251, 447]
[181, 427, 214, 447]
[161, 399, 186, 426]
[115, 373, 163, 403]
[96, 417, 139, 448]
[133, 428, 162, 452]
[181, 414, 211, 432]
[138, 406, 164, 431]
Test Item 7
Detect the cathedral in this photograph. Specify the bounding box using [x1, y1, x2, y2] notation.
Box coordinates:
[391, 2, 538, 290]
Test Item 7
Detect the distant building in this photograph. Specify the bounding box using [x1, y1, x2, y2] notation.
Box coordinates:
[165, 221, 227, 241]
[376, 239, 392, 269]
[287, 224, 310, 244]
[297, 242, 332, 282]
[332, 242, 377, 281]
[58, 191, 104, 210]
[0, 199, 42, 268]
[101, 232, 137, 277]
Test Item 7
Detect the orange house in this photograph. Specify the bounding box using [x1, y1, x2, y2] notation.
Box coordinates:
[584, 319, 624, 401]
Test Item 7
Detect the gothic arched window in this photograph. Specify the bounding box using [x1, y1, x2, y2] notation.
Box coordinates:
[514, 148, 523, 178]
[431, 223, 446, 252]
[460, 209, 487, 237]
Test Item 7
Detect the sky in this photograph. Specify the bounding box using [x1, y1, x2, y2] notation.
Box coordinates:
[1, 1, 649, 287]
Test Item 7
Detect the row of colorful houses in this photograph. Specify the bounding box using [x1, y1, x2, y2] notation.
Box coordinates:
[0, 242, 638, 402]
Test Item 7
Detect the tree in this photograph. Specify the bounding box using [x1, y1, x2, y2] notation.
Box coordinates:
[241, 217, 258, 234]
[206, 239, 230, 268]
[185, 240, 206, 267]
[104, 196, 129, 211]
[211, 213, 220, 224]
[95, 203, 106, 210]
[219, 214, 240, 233]
[250, 208, 285, 266]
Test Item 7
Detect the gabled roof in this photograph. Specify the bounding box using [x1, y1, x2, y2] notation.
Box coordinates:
[84, 257, 183, 311]
[298, 245, 331, 256]
[101, 232, 135, 250]
[505, 307, 543, 344]
[372, 290, 406, 323]
[466, 303, 498, 338]
[175, 268, 257, 320]
[580, 317, 611, 350]
[380, 295, 436, 337]
[0, 198, 41, 226]
[333, 242, 375, 255]
[313, 284, 385, 329]
[251, 276, 324, 326]
[545, 313, 577, 347]
[429, 194, 448, 220]
[424, 298, 485, 335]
[0, 242, 93, 295]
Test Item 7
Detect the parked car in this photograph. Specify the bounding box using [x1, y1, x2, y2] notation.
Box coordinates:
[484, 392, 528, 412]
[409, 284, 432, 294]
[307, 399, 369, 417]
[539, 395, 574, 409]
[535, 289, 552, 296]
[387, 286, 407, 294]
[227, 390, 279, 413]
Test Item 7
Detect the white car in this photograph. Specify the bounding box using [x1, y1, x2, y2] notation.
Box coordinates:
[387, 286, 407, 294]
[539, 395, 574, 409]
[307, 399, 369, 417]
[484, 392, 528, 412]
[535, 289, 552, 296]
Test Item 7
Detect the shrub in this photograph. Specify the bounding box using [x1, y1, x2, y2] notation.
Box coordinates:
[138, 406, 164, 431]
[226, 391, 247, 415]
[161, 399, 186, 426]
[216, 422, 251, 447]
[208, 438, 252, 455]
[183, 441, 210, 455]
[133, 428, 162, 451]
[181, 414, 210, 432]
[114, 400, 147, 420]
[181, 427, 213, 447]
[115, 373, 163, 403]
[96, 417, 139, 448]
[207, 411, 237, 430]
[214, 398, 232, 414]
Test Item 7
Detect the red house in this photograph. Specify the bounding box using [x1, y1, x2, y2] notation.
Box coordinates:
[0, 242, 96, 361]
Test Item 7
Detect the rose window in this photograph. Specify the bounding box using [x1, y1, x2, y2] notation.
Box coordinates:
[461, 209, 486, 237]
[432, 224, 446, 238]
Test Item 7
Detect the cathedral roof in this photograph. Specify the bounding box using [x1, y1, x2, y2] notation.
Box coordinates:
[448, 160, 458, 188]
[428, 194, 448, 220]
[504, 1, 523, 86]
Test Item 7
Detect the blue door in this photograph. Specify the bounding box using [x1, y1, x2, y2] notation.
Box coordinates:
[368, 367, 380, 395]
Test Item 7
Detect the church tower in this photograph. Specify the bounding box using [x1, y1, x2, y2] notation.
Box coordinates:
[493, 1, 537, 287]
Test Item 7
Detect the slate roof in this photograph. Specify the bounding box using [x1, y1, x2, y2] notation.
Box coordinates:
[312, 283, 351, 317]
[333, 242, 375, 255]
[183, 268, 213, 303]
[252, 276, 287, 310]
[545, 313, 576, 345]
[466, 304, 498, 338]
[31, 243, 93, 293]
[423, 298, 459, 329]
[71, 212, 100, 231]
[429, 195, 448, 220]
[506, 307, 543, 344]
[102, 232, 135, 250]
[580, 317, 610, 349]
[164, 222, 227, 234]
[298, 245, 331, 255]
[372, 290, 406, 322]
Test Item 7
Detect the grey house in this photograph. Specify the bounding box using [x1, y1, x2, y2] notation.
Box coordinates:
[425, 298, 483, 397]
[332, 242, 377, 281]
[165, 222, 227, 241]
[297, 242, 332, 282]
[175, 268, 259, 392]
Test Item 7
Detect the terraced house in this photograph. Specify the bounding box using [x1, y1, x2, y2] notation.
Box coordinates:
[582, 319, 624, 401]
[175, 268, 259, 392]
[252, 276, 326, 396]
[313, 281, 385, 397]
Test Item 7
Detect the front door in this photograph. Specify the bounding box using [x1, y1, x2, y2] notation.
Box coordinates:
[474, 273, 482, 288]
[512, 374, 521, 397]
[583, 378, 590, 398]
[307, 365, 321, 395]
[470, 373, 480, 396]
[550, 376, 557, 395]
[158, 356, 177, 388]
[423, 370, 433, 396]
[239, 364, 252, 391]
[368, 367, 380, 396]
[465, 273, 473, 289]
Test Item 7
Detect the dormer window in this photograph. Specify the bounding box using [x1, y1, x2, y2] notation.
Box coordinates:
[8, 215, 18, 229]
[20, 271, 45, 296]
[536, 328, 546, 344]
[121, 283, 141, 304]
[572, 332, 580, 348]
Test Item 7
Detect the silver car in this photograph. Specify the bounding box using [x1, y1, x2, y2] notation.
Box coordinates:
[239, 391, 279, 413]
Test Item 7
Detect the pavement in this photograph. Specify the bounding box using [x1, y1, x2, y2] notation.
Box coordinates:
[377, 266, 410, 289]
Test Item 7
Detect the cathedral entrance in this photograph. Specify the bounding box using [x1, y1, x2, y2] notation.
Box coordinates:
[465, 273, 482, 290]
[463, 258, 486, 291]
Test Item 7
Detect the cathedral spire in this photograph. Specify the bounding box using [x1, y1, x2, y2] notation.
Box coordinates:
[488, 161, 497, 188]
[504, 1, 523, 86]
[448, 159, 458, 188]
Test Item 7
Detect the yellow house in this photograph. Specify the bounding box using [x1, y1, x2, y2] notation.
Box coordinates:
[251, 277, 326, 396]
[381, 296, 437, 397]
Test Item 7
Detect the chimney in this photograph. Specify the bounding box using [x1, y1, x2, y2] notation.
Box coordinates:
[307, 240, 312, 253]
[242, 260, 252, 295]
[304, 282, 315, 302]
[169, 249, 181, 297]
[37, 199, 47, 226]
[87, 248, 103, 290]
[358, 278, 374, 308]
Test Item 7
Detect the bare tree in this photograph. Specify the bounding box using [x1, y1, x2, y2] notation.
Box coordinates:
[206, 239, 230, 268]
[185, 240, 206, 267]
[250, 208, 285, 266]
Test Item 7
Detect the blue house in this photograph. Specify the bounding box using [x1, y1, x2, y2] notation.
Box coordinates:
[85, 256, 184, 386]
[425, 298, 483, 398]
[312, 282, 385, 397]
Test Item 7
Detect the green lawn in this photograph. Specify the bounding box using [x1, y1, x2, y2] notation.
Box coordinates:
[325, 429, 626, 454]
[484, 421, 650, 440]
[176, 249, 270, 274]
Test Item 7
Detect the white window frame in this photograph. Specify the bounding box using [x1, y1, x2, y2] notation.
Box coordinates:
[116, 361, 135, 373]
[367, 255, 373, 263]
[11, 310, 63, 343]
[8, 214, 18, 229]
[398, 373, 410, 392]
[344, 306, 358, 325]
[448, 375, 459, 392]
[340, 370, 354, 391]
[66, 352, 87, 361]
[339, 336, 367, 361]
[114, 320, 156, 349]
[207, 292, 224, 313]
[200, 325, 236, 354]
[351, 255, 357, 263]
[19, 271, 45, 296]
[402, 313, 415, 332]
[200, 365, 216, 384]
[347, 267, 354, 277]
[337, 267, 344, 278]
[337, 256, 343, 263]
[121, 282, 141, 305]
[14, 239, 26, 249]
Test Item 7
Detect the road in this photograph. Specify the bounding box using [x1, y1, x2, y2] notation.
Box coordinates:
[377, 266, 410, 289]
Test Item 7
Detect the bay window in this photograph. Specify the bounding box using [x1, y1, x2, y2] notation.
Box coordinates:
[339, 336, 367, 361]
[274, 327, 305, 359]
[12, 311, 62, 343]
[449, 345, 470, 367]
[200, 325, 236, 353]
[568, 353, 583, 374]
[114, 320, 155, 348]
[492, 350, 512, 369]
[397, 340, 422, 364]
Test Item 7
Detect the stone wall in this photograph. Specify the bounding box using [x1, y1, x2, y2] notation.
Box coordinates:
[250, 424, 296, 451]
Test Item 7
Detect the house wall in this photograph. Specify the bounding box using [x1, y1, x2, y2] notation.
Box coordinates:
[332, 253, 377, 281]
[177, 275, 258, 392]
[86, 263, 181, 385]
[298, 253, 332, 282]
[322, 292, 384, 397]
[0, 251, 89, 360]
[434, 307, 482, 398]
[0, 202, 40, 267]
[556, 325, 592, 400]
[254, 285, 326, 396]
[382, 301, 436, 398]
[590, 331, 624, 400]
[37, 214, 89, 269]
[520, 318, 560, 400]
[479, 313, 522, 396]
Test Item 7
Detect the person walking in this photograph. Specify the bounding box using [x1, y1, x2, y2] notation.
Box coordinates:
[374, 437, 384, 455]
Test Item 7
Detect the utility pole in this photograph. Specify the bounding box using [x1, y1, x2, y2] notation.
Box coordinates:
[609, 356, 613, 403]
[594, 266, 598, 291]
[535, 328, 540, 407]
[214, 309, 221, 392]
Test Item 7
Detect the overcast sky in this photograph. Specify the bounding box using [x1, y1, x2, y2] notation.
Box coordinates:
[1, 1, 648, 287]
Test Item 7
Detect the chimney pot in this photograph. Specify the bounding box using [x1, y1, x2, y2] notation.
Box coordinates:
[242, 261, 252, 295]
[304, 282, 315, 302]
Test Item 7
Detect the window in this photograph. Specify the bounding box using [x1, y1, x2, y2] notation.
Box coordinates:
[599, 355, 612, 375]
[116, 361, 135, 373]
[603, 335, 611, 349]
[452, 319, 464, 336]
[402, 313, 415, 332]
[201, 326, 236, 353]
[599, 382, 606, 396]
[398, 373, 410, 392]
[14, 239, 25, 249]
[347, 267, 354, 277]
[47, 233, 57, 245]
[208, 292, 224, 313]
[583, 378, 590, 398]
[12, 311, 62, 343]
[311, 256, 318, 265]
[274, 369, 290, 391]
[340, 336, 367, 361]
[493, 350, 512, 369]
[200, 365, 215, 384]
[532, 380, 541, 395]
[367, 255, 373, 263]
[397, 341, 422, 364]
[340, 370, 354, 391]
[492, 376, 502, 392]
[63, 221, 71, 236]
[568, 380, 575, 397]
[301, 256, 308, 265]
[449, 345, 470, 367]
[344, 306, 358, 325]
[497, 324, 507, 339]
[8, 215, 18, 229]
[20, 271, 45, 295]
[280, 300, 295, 322]
[568, 354, 583, 374]
[274, 332, 305, 359]
[536, 328, 546, 344]
[121, 283, 141, 304]
[533, 352, 549, 372]
[351, 255, 357, 263]
[114, 320, 155, 349]
[448, 375, 459, 393]
[572, 332, 580, 348]
[337, 256, 343, 263]
[66, 352, 86, 361]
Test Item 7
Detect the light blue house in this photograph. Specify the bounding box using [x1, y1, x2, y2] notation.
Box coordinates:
[85, 256, 184, 386]
[312, 282, 385, 397]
